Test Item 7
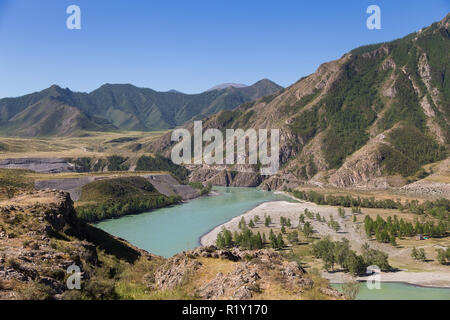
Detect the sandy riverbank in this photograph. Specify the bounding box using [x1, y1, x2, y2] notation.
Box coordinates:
[200, 199, 450, 288]
[200, 200, 344, 246]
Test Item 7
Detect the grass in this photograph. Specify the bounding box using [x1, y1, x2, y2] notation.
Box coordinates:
[0, 130, 166, 160]
[0, 169, 34, 200]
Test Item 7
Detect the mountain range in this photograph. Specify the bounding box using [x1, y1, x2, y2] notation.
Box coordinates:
[146, 14, 450, 189]
[0, 79, 282, 136]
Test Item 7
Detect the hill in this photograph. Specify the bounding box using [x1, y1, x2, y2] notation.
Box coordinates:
[76, 176, 182, 222]
[0, 79, 282, 136]
[146, 14, 450, 190]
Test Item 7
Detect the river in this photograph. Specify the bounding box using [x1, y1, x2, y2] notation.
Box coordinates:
[95, 186, 293, 257]
[331, 282, 450, 300]
[94, 186, 450, 300]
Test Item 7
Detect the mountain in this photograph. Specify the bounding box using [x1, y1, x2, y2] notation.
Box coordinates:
[207, 83, 248, 91]
[0, 79, 282, 136]
[146, 14, 450, 189]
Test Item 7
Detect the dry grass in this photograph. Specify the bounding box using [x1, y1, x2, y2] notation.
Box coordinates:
[0, 131, 166, 160]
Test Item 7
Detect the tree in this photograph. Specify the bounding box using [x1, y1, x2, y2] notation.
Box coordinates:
[341, 280, 360, 300]
[344, 252, 366, 276]
[412, 247, 426, 261]
[390, 234, 397, 247]
[265, 216, 271, 227]
[362, 246, 391, 271]
[287, 230, 299, 244]
[281, 225, 286, 234]
[334, 238, 350, 268]
[303, 221, 314, 238]
[353, 215, 357, 223]
[248, 219, 255, 228]
[364, 215, 374, 238]
[276, 233, 285, 249]
[299, 213, 305, 224]
[328, 216, 341, 232]
[239, 217, 246, 230]
[223, 228, 233, 247]
[338, 207, 345, 218]
[216, 232, 225, 248]
[436, 248, 450, 265]
[286, 218, 292, 228]
[254, 215, 260, 223]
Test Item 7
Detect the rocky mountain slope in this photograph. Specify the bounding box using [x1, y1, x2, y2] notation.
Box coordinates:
[0, 79, 282, 136]
[0, 189, 341, 300]
[146, 14, 450, 190]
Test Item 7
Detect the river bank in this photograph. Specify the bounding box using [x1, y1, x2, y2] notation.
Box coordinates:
[200, 199, 450, 289]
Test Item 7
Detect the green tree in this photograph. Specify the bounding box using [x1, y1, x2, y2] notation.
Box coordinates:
[299, 213, 305, 224]
[276, 233, 285, 249]
[239, 217, 247, 230]
[303, 221, 314, 238]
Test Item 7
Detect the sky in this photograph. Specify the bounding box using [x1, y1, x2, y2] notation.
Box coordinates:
[0, 0, 448, 98]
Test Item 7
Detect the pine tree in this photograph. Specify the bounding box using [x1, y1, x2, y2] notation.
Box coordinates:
[239, 217, 246, 230]
[277, 233, 285, 249]
[390, 234, 397, 246]
[299, 213, 305, 224]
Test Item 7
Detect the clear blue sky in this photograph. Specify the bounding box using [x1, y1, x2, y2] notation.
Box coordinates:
[0, 0, 448, 98]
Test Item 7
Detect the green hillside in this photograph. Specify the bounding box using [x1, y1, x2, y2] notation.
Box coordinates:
[152, 14, 449, 187]
[0, 79, 282, 136]
[77, 176, 181, 222]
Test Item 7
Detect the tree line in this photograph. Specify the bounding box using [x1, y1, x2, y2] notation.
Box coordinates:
[77, 195, 181, 222]
[364, 214, 447, 246]
[290, 189, 449, 221]
[312, 238, 392, 276]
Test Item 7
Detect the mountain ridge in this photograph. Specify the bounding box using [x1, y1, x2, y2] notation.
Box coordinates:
[0, 79, 283, 136]
[145, 14, 450, 190]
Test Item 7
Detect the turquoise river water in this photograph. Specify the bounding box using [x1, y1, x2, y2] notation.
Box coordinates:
[332, 282, 450, 300]
[95, 186, 450, 300]
[95, 187, 293, 257]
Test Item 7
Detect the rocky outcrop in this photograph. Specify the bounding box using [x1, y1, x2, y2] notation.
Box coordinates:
[154, 246, 342, 300]
[188, 166, 263, 187]
[0, 189, 150, 299]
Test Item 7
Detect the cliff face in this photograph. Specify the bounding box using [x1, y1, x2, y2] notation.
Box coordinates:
[145, 14, 450, 191]
[0, 190, 341, 300]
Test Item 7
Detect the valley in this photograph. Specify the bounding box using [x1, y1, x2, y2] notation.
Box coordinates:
[0, 13, 449, 301]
